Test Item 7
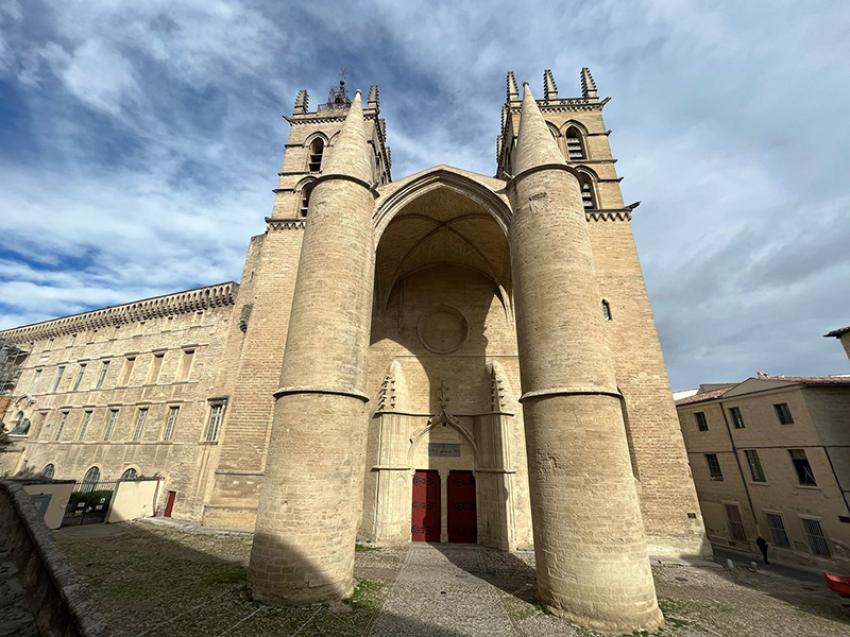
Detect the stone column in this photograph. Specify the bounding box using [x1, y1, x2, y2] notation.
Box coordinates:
[248, 92, 376, 604]
[507, 84, 663, 632]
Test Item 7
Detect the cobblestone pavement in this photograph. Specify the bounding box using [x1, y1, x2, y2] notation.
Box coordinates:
[54, 521, 850, 637]
[0, 519, 39, 637]
[369, 544, 519, 637]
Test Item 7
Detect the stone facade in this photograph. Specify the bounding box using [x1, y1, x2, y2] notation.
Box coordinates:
[0, 69, 707, 632]
[677, 375, 850, 571]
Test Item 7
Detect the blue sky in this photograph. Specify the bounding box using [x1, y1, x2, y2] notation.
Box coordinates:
[1, 0, 849, 389]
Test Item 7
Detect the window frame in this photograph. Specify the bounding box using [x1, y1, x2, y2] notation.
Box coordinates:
[103, 408, 120, 441]
[694, 411, 709, 432]
[705, 453, 723, 481]
[729, 406, 745, 429]
[163, 405, 180, 441]
[204, 400, 227, 442]
[95, 360, 110, 389]
[132, 407, 149, 442]
[764, 512, 790, 548]
[800, 516, 831, 557]
[789, 449, 817, 486]
[743, 449, 766, 482]
[774, 402, 794, 424]
[78, 410, 93, 441]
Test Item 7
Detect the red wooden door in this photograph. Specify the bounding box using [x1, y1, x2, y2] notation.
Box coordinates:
[163, 490, 176, 518]
[447, 471, 477, 543]
[411, 470, 440, 542]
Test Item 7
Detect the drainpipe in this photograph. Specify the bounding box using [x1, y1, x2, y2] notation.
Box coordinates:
[718, 399, 760, 538]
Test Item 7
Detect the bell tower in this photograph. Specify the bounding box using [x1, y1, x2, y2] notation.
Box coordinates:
[271, 80, 391, 220]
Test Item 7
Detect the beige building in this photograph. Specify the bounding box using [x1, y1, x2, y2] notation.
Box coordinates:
[1, 69, 707, 631]
[677, 374, 850, 571]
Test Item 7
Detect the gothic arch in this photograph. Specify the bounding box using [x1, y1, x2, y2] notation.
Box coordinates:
[407, 410, 479, 465]
[373, 167, 513, 241]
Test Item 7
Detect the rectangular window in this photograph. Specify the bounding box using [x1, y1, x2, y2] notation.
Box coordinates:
[177, 349, 195, 381]
[163, 406, 180, 441]
[789, 449, 817, 486]
[204, 401, 226, 442]
[103, 409, 119, 441]
[744, 449, 766, 482]
[801, 518, 831, 557]
[31, 368, 42, 392]
[147, 353, 165, 384]
[724, 503, 748, 542]
[118, 356, 136, 386]
[729, 406, 745, 429]
[73, 363, 86, 391]
[132, 408, 148, 442]
[52, 366, 65, 393]
[55, 411, 69, 441]
[765, 513, 790, 548]
[78, 410, 92, 441]
[774, 403, 794, 424]
[705, 453, 723, 480]
[95, 361, 110, 389]
[694, 411, 709, 432]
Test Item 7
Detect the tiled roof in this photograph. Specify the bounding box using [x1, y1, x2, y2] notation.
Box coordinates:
[760, 375, 850, 386]
[825, 325, 850, 338]
[675, 387, 731, 406]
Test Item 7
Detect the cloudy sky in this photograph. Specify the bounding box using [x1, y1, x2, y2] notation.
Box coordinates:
[1, 0, 848, 389]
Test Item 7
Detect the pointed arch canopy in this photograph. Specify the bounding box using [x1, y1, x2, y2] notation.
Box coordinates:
[373, 166, 512, 241]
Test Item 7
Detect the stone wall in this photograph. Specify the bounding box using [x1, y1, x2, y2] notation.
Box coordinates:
[0, 282, 237, 522]
[0, 480, 108, 636]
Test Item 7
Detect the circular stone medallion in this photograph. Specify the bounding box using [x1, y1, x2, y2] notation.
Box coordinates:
[418, 306, 469, 354]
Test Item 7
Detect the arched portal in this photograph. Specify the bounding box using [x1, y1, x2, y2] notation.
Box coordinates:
[361, 170, 533, 549]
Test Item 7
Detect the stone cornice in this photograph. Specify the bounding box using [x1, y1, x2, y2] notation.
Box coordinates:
[0, 282, 238, 343]
[507, 96, 610, 113]
[266, 218, 307, 230]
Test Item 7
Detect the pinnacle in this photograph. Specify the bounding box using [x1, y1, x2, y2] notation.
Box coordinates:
[322, 90, 373, 184]
[513, 83, 565, 175]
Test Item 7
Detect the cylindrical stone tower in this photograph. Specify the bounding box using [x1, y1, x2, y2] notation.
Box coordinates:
[508, 84, 663, 632]
[248, 92, 376, 604]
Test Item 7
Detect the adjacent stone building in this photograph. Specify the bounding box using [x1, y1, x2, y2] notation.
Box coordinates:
[676, 374, 850, 571]
[0, 69, 707, 631]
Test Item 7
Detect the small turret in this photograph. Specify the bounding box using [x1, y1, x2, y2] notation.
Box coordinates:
[580, 67, 598, 99]
[543, 69, 559, 100]
[367, 85, 379, 110]
[506, 71, 519, 102]
[293, 89, 309, 115]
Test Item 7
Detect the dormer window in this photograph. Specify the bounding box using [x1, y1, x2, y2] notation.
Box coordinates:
[566, 126, 586, 160]
[307, 138, 324, 172]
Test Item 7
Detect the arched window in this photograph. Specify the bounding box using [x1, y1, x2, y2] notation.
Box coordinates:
[81, 466, 100, 492]
[565, 126, 586, 160]
[602, 299, 612, 321]
[578, 173, 597, 210]
[42, 463, 55, 479]
[307, 138, 324, 172]
[299, 183, 314, 218]
[121, 467, 138, 481]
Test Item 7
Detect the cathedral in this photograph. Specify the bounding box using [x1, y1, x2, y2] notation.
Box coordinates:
[0, 69, 707, 631]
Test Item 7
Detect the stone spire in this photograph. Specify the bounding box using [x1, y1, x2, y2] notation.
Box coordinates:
[293, 89, 309, 115]
[543, 69, 558, 100]
[580, 67, 598, 99]
[322, 91, 372, 184]
[367, 85, 379, 110]
[514, 83, 565, 175]
[506, 71, 519, 102]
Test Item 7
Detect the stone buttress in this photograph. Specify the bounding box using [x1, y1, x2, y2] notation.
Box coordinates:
[247, 92, 376, 603]
[507, 84, 663, 631]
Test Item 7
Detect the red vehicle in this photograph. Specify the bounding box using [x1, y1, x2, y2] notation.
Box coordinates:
[824, 572, 850, 598]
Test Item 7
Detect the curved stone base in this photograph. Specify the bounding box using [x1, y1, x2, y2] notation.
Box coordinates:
[544, 601, 665, 634]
